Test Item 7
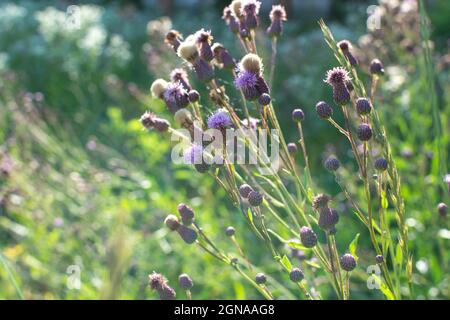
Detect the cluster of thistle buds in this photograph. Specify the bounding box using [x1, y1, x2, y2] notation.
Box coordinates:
[148, 272, 194, 300]
[164, 203, 198, 244]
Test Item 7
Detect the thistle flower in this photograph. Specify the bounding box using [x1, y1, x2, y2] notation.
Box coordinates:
[170, 68, 192, 91]
[148, 272, 166, 291]
[140, 112, 170, 132]
[241, 0, 261, 30]
[222, 6, 240, 34]
[193, 58, 215, 83]
[164, 214, 181, 231]
[255, 273, 267, 285]
[312, 193, 330, 209]
[340, 253, 357, 272]
[337, 40, 358, 66]
[324, 156, 340, 172]
[324, 67, 351, 105]
[374, 157, 388, 171]
[195, 29, 214, 62]
[248, 190, 263, 207]
[183, 144, 204, 164]
[287, 143, 298, 154]
[292, 108, 305, 122]
[318, 207, 339, 231]
[316, 101, 333, 119]
[177, 203, 194, 225]
[207, 109, 233, 130]
[267, 5, 287, 37]
[231, 0, 243, 19]
[356, 97, 372, 115]
[150, 78, 169, 99]
[177, 38, 215, 82]
[375, 255, 384, 264]
[212, 43, 236, 69]
[159, 285, 176, 300]
[188, 90, 200, 103]
[438, 203, 447, 217]
[370, 58, 385, 75]
[289, 268, 304, 282]
[300, 226, 318, 248]
[164, 81, 190, 113]
[225, 226, 236, 237]
[258, 93, 271, 106]
[357, 123, 373, 141]
[165, 30, 183, 52]
[177, 225, 198, 244]
[178, 273, 194, 290]
[239, 184, 253, 198]
[234, 68, 259, 101]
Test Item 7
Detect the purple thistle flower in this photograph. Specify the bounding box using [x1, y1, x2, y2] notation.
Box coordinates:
[207, 109, 233, 130]
[222, 6, 240, 34]
[267, 5, 287, 37]
[212, 43, 236, 70]
[183, 144, 204, 164]
[241, 0, 261, 30]
[163, 82, 189, 113]
[234, 67, 259, 101]
[170, 68, 191, 91]
[195, 29, 214, 62]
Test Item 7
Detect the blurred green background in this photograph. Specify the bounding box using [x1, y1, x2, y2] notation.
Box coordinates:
[0, 0, 449, 299]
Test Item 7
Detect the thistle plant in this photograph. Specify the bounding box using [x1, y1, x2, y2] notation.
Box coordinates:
[141, 1, 414, 300]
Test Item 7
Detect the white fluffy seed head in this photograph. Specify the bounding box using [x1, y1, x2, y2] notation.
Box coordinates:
[150, 79, 168, 98]
[241, 53, 263, 74]
[177, 37, 199, 61]
[231, 0, 243, 17]
[174, 109, 193, 126]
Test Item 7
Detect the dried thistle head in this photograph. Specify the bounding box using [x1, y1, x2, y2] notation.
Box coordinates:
[270, 5, 287, 21]
[241, 0, 261, 16]
[195, 28, 213, 44]
[240, 53, 263, 74]
[174, 109, 193, 127]
[231, 0, 243, 18]
[312, 193, 331, 209]
[150, 78, 168, 98]
[148, 272, 167, 291]
[140, 111, 157, 129]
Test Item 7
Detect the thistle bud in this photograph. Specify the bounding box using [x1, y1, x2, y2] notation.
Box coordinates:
[241, 0, 261, 30]
[356, 98, 372, 115]
[239, 184, 253, 198]
[170, 68, 192, 91]
[225, 226, 236, 237]
[258, 93, 271, 106]
[212, 43, 236, 70]
[164, 214, 180, 231]
[140, 111, 157, 130]
[324, 67, 351, 105]
[370, 59, 385, 75]
[177, 203, 194, 225]
[177, 39, 199, 62]
[324, 156, 340, 172]
[195, 29, 214, 62]
[340, 253, 357, 272]
[357, 123, 373, 141]
[177, 225, 198, 244]
[248, 190, 263, 207]
[375, 255, 384, 264]
[222, 6, 240, 34]
[255, 273, 267, 285]
[287, 143, 298, 154]
[192, 58, 214, 83]
[337, 40, 358, 66]
[289, 268, 304, 282]
[292, 108, 305, 122]
[188, 90, 200, 103]
[374, 157, 388, 171]
[178, 273, 194, 290]
[438, 203, 447, 217]
[148, 272, 166, 291]
[153, 119, 170, 132]
[300, 226, 317, 248]
[318, 207, 339, 231]
[316, 101, 333, 119]
[159, 285, 176, 300]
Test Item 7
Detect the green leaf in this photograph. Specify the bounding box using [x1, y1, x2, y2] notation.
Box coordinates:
[395, 243, 403, 267]
[348, 233, 360, 261]
[381, 191, 389, 209]
[267, 229, 287, 243]
[304, 259, 321, 269]
[372, 275, 395, 300]
[286, 241, 308, 251]
[280, 255, 292, 272]
[247, 208, 253, 224]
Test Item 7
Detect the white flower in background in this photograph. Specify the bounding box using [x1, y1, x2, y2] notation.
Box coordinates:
[79, 25, 107, 54]
[0, 4, 27, 30]
[105, 34, 132, 65]
[384, 65, 406, 92]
